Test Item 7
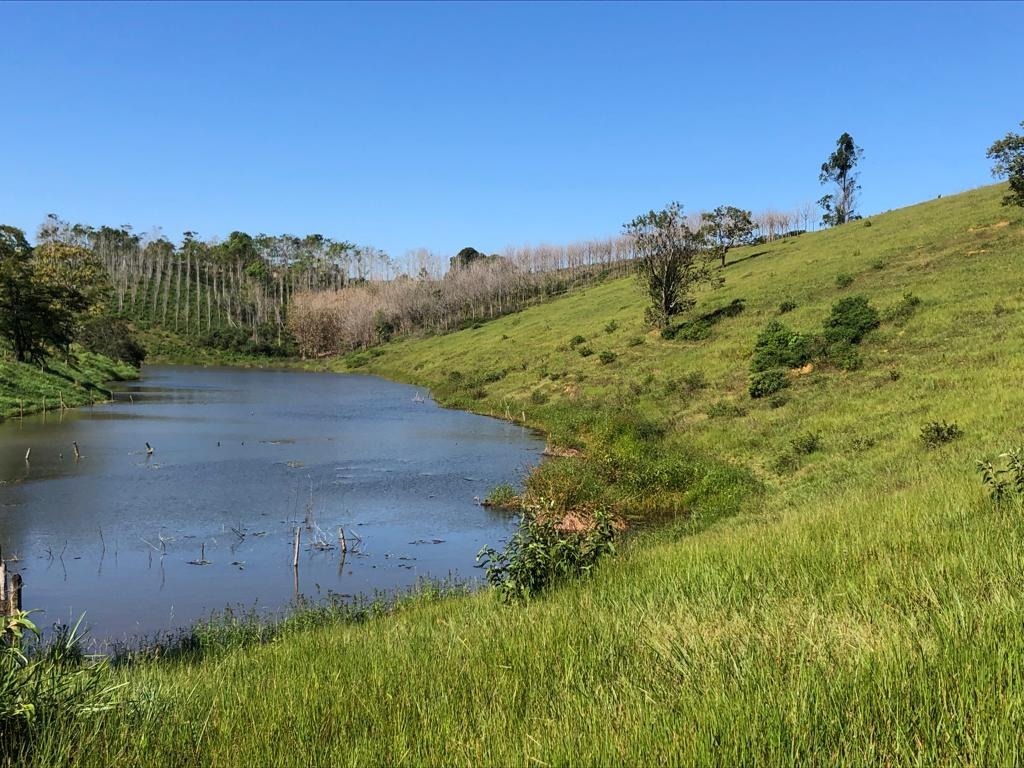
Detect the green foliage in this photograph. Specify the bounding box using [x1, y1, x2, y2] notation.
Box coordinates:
[778, 300, 797, 314]
[568, 334, 586, 348]
[870, 258, 885, 270]
[884, 291, 921, 325]
[986, 120, 1024, 207]
[701, 205, 755, 266]
[483, 483, 519, 509]
[706, 400, 747, 418]
[835, 272, 855, 288]
[477, 504, 616, 603]
[748, 369, 788, 399]
[823, 295, 880, 345]
[77, 316, 147, 367]
[627, 336, 644, 347]
[598, 350, 617, 365]
[1, 614, 123, 764]
[976, 448, 1024, 506]
[577, 345, 594, 358]
[529, 389, 549, 405]
[826, 340, 862, 371]
[624, 201, 716, 328]
[920, 420, 963, 449]
[751, 320, 813, 372]
[819, 132, 863, 226]
[603, 320, 619, 334]
[791, 431, 822, 455]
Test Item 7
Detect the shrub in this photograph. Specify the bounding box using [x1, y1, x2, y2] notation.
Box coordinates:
[577, 346, 594, 358]
[627, 336, 644, 347]
[598, 350, 617, 365]
[681, 371, 706, 392]
[569, 334, 586, 348]
[827, 341, 863, 371]
[823, 295, 880, 345]
[529, 390, 549, 405]
[921, 421, 963, 449]
[749, 369, 788, 399]
[483, 483, 519, 508]
[884, 291, 921, 325]
[778, 300, 797, 314]
[78, 316, 146, 367]
[751, 320, 813, 372]
[604, 320, 619, 334]
[707, 401, 747, 418]
[836, 272, 855, 288]
[870, 258, 885, 270]
[791, 431, 822, 455]
[659, 325, 678, 340]
[768, 394, 789, 409]
[476, 504, 616, 603]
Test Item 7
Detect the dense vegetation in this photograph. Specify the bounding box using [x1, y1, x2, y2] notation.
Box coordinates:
[5, 183, 1024, 765]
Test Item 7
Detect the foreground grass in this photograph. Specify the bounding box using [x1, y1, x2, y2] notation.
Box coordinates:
[0, 349, 137, 421]
[12, 184, 1024, 765]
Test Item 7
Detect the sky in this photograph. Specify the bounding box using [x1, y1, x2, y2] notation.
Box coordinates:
[1, 1, 1021, 258]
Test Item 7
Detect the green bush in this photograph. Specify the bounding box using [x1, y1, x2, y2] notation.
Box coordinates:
[827, 341, 863, 371]
[921, 420, 963, 449]
[568, 334, 586, 348]
[603, 320, 619, 334]
[836, 272, 855, 288]
[707, 401, 747, 418]
[823, 295, 880, 345]
[778, 300, 797, 314]
[577, 346, 594, 358]
[483, 483, 519, 509]
[884, 291, 921, 325]
[598, 350, 617, 365]
[627, 336, 644, 347]
[791, 432, 822, 455]
[477, 505, 616, 603]
[748, 369, 788, 399]
[529, 389, 549, 405]
[751, 321, 813, 372]
[78, 316, 146, 367]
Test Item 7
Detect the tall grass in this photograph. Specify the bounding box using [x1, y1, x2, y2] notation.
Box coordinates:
[13, 183, 1024, 766]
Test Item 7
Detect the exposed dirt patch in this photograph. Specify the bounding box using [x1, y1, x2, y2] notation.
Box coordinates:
[554, 510, 629, 534]
[793, 363, 814, 376]
[543, 444, 583, 459]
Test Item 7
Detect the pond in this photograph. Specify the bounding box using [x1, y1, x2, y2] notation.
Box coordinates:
[0, 366, 543, 645]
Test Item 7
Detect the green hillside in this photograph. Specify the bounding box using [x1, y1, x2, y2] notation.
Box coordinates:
[16, 184, 1024, 766]
[0, 351, 137, 420]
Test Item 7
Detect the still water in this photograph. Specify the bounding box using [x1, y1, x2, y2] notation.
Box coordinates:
[0, 366, 543, 644]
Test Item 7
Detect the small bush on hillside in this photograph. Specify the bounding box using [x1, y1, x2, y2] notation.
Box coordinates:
[778, 300, 797, 314]
[836, 272, 855, 288]
[604, 320, 619, 334]
[577, 346, 594, 358]
[749, 369, 788, 399]
[673, 320, 713, 341]
[598, 350, 617, 365]
[768, 394, 789, 409]
[751, 320, 813, 372]
[976, 448, 1024, 506]
[772, 452, 800, 475]
[477, 505, 616, 603]
[823, 295, 880, 345]
[78, 316, 146, 367]
[826, 341, 863, 371]
[791, 432, 822, 455]
[569, 335, 586, 348]
[871, 258, 885, 270]
[681, 371, 707, 392]
[707, 401, 747, 418]
[884, 292, 921, 325]
[627, 336, 644, 347]
[920, 420, 963, 449]
[529, 390, 549, 405]
[660, 325, 678, 340]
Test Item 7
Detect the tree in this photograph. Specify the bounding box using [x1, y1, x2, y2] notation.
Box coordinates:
[701, 205, 755, 267]
[986, 120, 1024, 207]
[0, 226, 77, 362]
[624, 202, 716, 328]
[818, 132, 863, 226]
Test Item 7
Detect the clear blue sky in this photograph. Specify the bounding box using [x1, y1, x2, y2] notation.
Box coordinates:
[2, 1, 1021, 257]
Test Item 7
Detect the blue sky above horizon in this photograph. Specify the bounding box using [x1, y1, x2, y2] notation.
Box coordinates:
[2, 1, 1021, 257]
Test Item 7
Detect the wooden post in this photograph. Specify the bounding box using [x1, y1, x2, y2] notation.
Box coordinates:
[1, 548, 7, 609]
[292, 526, 301, 569]
[339, 527, 347, 554]
[7, 575, 21, 616]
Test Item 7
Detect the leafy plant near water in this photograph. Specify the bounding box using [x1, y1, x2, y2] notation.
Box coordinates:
[482, 483, 519, 509]
[477, 501, 616, 603]
[1, 613, 123, 764]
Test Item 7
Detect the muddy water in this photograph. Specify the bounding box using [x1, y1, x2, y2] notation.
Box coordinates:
[0, 366, 542, 644]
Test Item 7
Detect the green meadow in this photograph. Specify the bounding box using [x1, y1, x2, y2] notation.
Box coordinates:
[11, 183, 1024, 766]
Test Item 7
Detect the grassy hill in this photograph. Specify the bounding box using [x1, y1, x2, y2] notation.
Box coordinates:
[16, 184, 1024, 766]
[0, 350, 137, 420]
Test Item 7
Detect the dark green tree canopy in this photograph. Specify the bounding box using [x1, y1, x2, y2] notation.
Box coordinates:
[987, 120, 1024, 207]
[818, 132, 863, 227]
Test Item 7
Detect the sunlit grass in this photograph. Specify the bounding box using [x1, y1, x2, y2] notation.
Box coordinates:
[13, 183, 1024, 766]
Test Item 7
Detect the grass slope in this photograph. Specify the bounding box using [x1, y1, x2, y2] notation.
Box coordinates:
[18, 184, 1024, 766]
[0, 350, 137, 420]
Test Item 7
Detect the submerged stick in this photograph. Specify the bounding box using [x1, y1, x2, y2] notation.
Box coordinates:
[339, 527, 347, 554]
[72, 441, 81, 460]
[24, 448, 30, 462]
[293, 526, 301, 569]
